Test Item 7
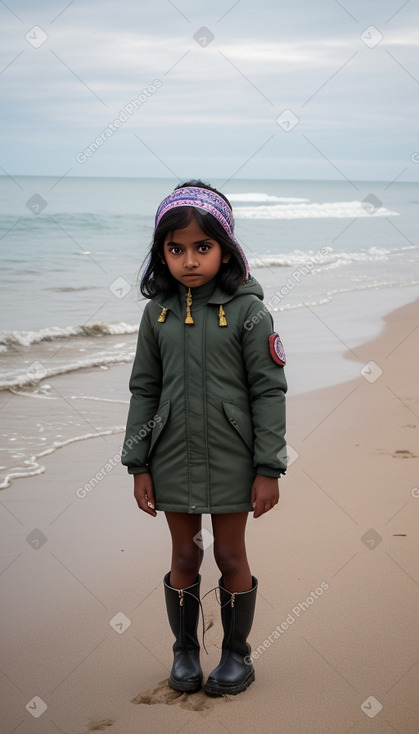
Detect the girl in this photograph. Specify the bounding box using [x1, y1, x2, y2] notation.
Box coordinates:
[121, 180, 287, 696]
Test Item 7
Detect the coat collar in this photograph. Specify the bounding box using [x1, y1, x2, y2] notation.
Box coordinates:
[153, 277, 236, 320]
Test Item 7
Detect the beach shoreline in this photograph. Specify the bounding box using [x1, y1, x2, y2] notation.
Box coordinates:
[1, 283, 418, 492]
[1, 291, 419, 733]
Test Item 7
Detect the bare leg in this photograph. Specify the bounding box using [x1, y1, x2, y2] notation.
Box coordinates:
[211, 512, 252, 592]
[165, 512, 204, 589]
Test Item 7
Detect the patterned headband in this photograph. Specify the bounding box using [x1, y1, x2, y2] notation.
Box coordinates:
[155, 186, 250, 279]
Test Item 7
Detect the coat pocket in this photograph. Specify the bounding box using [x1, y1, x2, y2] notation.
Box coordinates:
[148, 399, 171, 456]
[222, 401, 254, 453]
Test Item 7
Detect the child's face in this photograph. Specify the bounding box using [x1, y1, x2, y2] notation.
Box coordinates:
[162, 216, 230, 287]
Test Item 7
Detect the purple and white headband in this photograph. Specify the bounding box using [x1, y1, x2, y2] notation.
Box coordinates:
[155, 186, 250, 279]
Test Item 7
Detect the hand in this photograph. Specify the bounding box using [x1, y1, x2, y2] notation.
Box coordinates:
[251, 474, 279, 519]
[133, 472, 157, 517]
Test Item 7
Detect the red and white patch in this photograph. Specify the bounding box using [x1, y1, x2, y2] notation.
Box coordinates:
[268, 332, 286, 365]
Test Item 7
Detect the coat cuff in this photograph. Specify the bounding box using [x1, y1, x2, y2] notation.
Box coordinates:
[256, 465, 286, 478]
[127, 466, 149, 475]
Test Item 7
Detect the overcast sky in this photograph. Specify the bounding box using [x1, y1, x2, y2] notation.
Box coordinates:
[1, 0, 419, 181]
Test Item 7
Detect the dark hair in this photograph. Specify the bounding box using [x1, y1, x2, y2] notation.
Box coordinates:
[139, 179, 246, 299]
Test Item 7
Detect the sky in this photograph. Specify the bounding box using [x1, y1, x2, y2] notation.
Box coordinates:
[1, 0, 419, 182]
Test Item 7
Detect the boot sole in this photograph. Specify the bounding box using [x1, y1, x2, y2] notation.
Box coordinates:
[204, 670, 255, 697]
[169, 675, 203, 693]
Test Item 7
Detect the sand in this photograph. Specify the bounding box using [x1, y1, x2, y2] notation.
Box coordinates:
[1, 295, 418, 734]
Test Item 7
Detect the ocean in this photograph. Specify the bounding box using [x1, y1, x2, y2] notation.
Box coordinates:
[1, 175, 418, 488]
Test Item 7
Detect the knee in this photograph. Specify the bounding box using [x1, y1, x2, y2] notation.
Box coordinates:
[172, 543, 203, 576]
[213, 545, 245, 577]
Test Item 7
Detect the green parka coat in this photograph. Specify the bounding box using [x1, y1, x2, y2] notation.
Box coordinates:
[121, 275, 287, 514]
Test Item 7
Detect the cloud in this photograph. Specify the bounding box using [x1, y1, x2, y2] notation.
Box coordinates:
[1, 0, 418, 179]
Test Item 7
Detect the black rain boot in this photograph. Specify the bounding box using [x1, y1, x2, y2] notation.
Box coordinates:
[204, 576, 258, 696]
[163, 571, 203, 693]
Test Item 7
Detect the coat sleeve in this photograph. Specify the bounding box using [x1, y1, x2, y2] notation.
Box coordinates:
[121, 303, 162, 474]
[241, 299, 287, 477]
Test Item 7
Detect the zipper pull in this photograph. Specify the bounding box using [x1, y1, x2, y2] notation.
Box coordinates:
[185, 288, 194, 324]
[157, 307, 168, 323]
[218, 305, 227, 326]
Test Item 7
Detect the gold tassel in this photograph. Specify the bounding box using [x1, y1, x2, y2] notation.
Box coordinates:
[185, 288, 194, 324]
[218, 305, 227, 326]
[157, 307, 168, 323]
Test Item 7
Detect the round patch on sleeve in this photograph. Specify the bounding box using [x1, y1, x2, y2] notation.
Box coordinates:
[269, 332, 286, 365]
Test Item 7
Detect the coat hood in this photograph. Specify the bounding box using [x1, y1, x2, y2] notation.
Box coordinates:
[225, 275, 264, 303]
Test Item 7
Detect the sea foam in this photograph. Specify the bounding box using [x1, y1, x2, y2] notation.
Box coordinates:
[233, 200, 399, 220]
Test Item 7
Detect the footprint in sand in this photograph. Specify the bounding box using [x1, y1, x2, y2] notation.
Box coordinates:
[82, 720, 115, 732]
[131, 679, 231, 711]
[392, 449, 417, 459]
